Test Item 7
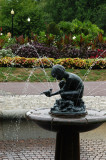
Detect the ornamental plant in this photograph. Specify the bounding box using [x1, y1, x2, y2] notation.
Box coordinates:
[35, 57, 55, 68]
[0, 35, 8, 49]
[58, 19, 104, 38]
[0, 57, 105, 69]
[33, 42, 59, 59]
[55, 58, 89, 69]
[88, 49, 106, 59]
[0, 48, 15, 58]
[3, 37, 16, 48]
[92, 33, 106, 50]
[0, 39, 5, 49]
[15, 35, 28, 45]
[14, 43, 38, 58]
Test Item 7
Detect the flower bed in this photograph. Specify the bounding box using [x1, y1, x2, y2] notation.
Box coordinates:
[0, 57, 106, 69]
[9, 43, 106, 59]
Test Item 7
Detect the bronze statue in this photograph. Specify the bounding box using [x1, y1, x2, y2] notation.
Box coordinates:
[42, 65, 87, 116]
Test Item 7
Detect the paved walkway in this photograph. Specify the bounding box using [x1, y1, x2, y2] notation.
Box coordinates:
[0, 138, 106, 160]
[0, 81, 106, 96]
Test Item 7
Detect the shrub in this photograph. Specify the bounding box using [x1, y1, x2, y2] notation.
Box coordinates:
[14, 43, 38, 58]
[59, 45, 87, 58]
[38, 31, 47, 43]
[15, 35, 28, 45]
[93, 33, 106, 50]
[0, 35, 8, 49]
[0, 57, 105, 69]
[8, 44, 20, 55]
[10, 41, 106, 59]
[58, 19, 104, 38]
[47, 22, 61, 35]
[55, 58, 89, 69]
[56, 58, 106, 69]
[35, 57, 55, 68]
[6, 33, 105, 59]
[33, 43, 59, 58]
[0, 39, 5, 49]
[0, 48, 15, 58]
[11, 42, 59, 59]
[87, 49, 106, 59]
[12, 57, 36, 67]
[58, 21, 72, 34]
[3, 37, 16, 48]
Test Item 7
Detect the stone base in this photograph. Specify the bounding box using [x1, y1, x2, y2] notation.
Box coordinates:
[50, 98, 87, 117]
[50, 110, 87, 118]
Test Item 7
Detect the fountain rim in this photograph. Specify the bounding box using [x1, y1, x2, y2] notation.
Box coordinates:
[26, 108, 106, 125]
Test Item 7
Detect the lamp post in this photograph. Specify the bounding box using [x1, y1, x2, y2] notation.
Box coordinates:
[27, 17, 30, 41]
[11, 9, 14, 38]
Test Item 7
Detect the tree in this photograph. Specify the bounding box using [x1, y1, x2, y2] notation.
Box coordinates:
[43, 0, 76, 23]
[47, 22, 60, 35]
[0, 0, 45, 36]
[39, 0, 105, 32]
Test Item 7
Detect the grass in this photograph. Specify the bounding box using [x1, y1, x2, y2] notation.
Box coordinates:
[0, 67, 106, 82]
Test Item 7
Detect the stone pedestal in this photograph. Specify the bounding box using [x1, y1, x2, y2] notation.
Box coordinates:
[26, 109, 106, 160]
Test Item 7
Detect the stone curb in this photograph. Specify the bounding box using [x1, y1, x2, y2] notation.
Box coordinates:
[0, 109, 28, 119]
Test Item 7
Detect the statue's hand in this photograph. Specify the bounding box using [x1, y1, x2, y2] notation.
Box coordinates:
[59, 80, 65, 88]
[41, 89, 52, 97]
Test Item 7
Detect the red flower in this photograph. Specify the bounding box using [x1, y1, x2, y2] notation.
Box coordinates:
[95, 55, 99, 58]
[97, 49, 101, 52]
[0, 27, 2, 31]
[89, 56, 94, 59]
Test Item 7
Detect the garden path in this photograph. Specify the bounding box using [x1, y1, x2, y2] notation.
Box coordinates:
[0, 81, 106, 96]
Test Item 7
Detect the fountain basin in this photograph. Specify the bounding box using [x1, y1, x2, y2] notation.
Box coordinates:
[26, 108, 106, 133]
[26, 108, 106, 160]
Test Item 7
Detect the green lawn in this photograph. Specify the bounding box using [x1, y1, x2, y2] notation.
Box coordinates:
[0, 67, 106, 82]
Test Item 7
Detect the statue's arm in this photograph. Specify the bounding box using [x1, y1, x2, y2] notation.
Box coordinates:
[61, 90, 82, 98]
[41, 88, 64, 97]
[50, 88, 64, 96]
[50, 79, 71, 96]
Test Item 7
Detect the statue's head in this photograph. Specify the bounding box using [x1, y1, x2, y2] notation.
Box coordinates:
[51, 65, 65, 80]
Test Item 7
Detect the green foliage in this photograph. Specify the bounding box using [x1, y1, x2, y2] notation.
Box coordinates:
[15, 35, 28, 45]
[0, 0, 45, 36]
[3, 37, 16, 48]
[43, 0, 75, 23]
[0, 48, 15, 58]
[38, 31, 47, 43]
[39, 0, 105, 33]
[58, 21, 72, 34]
[93, 4, 106, 33]
[38, 31, 55, 46]
[0, 35, 8, 49]
[44, 34, 55, 46]
[58, 19, 104, 39]
[0, 0, 105, 36]
[47, 22, 60, 35]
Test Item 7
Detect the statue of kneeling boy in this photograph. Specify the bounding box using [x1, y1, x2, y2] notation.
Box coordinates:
[42, 65, 87, 117]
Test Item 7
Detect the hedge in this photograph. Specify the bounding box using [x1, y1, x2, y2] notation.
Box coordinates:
[0, 57, 106, 69]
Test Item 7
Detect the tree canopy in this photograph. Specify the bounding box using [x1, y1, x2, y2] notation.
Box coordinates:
[42, 0, 105, 33]
[0, 0, 45, 35]
[0, 0, 105, 36]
